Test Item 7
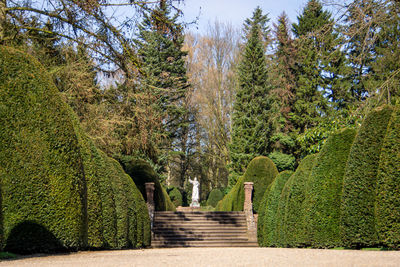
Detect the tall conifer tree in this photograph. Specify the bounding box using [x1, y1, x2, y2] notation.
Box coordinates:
[136, 0, 190, 173]
[268, 12, 297, 171]
[229, 7, 273, 185]
[292, 0, 349, 133]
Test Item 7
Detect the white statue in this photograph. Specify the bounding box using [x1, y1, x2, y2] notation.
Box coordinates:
[189, 177, 200, 207]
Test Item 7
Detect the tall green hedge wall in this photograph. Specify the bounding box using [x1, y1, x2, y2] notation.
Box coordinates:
[279, 154, 318, 247]
[122, 159, 175, 211]
[257, 171, 292, 247]
[341, 105, 394, 248]
[303, 128, 356, 248]
[256, 106, 400, 249]
[216, 156, 278, 212]
[0, 46, 150, 253]
[375, 106, 400, 248]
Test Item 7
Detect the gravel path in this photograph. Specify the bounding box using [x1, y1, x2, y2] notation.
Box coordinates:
[1, 247, 400, 267]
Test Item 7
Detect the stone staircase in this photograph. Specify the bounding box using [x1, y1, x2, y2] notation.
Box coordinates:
[151, 211, 258, 247]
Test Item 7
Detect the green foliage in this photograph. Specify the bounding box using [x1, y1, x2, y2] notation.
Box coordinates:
[341, 105, 394, 248]
[278, 154, 318, 247]
[0, 46, 87, 251]
[303, 128, 356, 248]
[229, 7, 274, 184]
[296, 111, 361, 157]
[215, 176, 244, 212]
[206, 189, 224, 207]
[121, 158, 175, 211]
[216, 156, 278, 213]
[167, 187, 183, 207]
[0, 252, 16, 259]
[136, 2, 190, 166]
[291, 0, 350, 133]
[0, 46, 150, 253]
[257, 171, 292, 247]
[375, 106, 400, 248]
[268, 151, 295, 172]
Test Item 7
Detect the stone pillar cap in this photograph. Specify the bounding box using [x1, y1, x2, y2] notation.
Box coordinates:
[244, 182, 254, 185]
[145, 182, 155, 189]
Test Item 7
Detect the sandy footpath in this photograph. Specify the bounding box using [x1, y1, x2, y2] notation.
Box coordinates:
[1, 247, 400, 267]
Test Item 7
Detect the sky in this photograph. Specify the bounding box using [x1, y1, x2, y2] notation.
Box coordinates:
[177, 0, 310, 34]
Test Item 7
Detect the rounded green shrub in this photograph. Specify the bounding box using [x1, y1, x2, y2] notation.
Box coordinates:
[168, 187, 183, 207]
[278, 154, 318, 247]
[0, 46, 150, 253]
[303, 128, 356, 248]
[122, 158, 175, 211]
[257, 171, 292, 247]
[341, 105, 394, 248]
[375, 106, 400, 248]
[216, 156, 278, 213]
[206, 189, 224, 207]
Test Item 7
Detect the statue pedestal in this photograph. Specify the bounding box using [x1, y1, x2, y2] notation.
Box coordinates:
[176, 206, 200, 212]
[190, 201, 200, 208]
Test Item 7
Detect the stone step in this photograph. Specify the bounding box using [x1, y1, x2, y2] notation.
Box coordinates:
[154, 216, 246, 221]
[154, 223, 247, 228]
[154, 211, 244, 216]
[151, 211, 257, 248]
[154, 235, 248, 242]
[154, 213, 246, 217]
[153, 226, 247, 231]
[151, 240, 259, 248]
[154, 234, 248, 239]
[153, 228, 247, 234]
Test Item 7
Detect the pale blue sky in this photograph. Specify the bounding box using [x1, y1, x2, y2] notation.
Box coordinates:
[177, 0, 310, 33]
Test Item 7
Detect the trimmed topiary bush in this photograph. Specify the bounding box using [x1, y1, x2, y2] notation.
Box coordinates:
[0, 46, 150, 253]
[303, 128, 356, 248]
[375, 106, 400, 248]
[215, 176, 243, 211]
[168, 187, 183, 207]
[216, 156, 278, 213]
[206, 189, 224, 207]
[341, 105, 394, 248]
[0, 46, 87, 252]
[122, 158, 175, 211]
[257, 171, 292, 247]
[278, 154, 318, 247]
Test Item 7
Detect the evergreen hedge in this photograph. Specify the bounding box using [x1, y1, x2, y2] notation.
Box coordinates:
[168, 187, 183, 207]
[341, 105, 394, 248]
[303, 128, 356, 248]
[122, 158, 175, 211]
[206, 189, 224, 207]
[375, 106, 400, 248]
[257, 171, 292, 247]
[279, 154, 318, 247]
[0, 46, 150, 253]
[216, 156, 278, 212]
[0, 46, 87, 252]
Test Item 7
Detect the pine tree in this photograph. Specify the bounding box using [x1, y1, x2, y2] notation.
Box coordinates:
[243, 6, 271, 47]
[136, 0, 190, 179]
[291, 0, 349, 134]
[228, 7, 273, 185]
[373, 0, 400, 103]
[342, 0, 380, 103]
[268, 12, 297, 171]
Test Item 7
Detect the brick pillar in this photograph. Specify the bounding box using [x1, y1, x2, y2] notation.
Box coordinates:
[145, 182, 155, 230]
[244, 182, 257, 241]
